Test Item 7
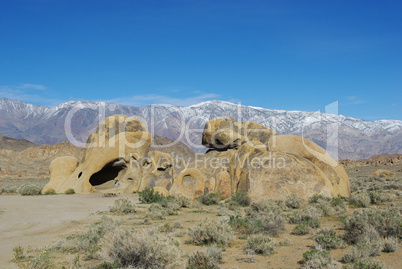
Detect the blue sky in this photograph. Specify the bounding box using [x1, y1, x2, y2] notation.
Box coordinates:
[0, 0, 401, 120]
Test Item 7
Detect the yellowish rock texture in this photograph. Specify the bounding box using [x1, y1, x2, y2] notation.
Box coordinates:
[43, 115, 350, 201]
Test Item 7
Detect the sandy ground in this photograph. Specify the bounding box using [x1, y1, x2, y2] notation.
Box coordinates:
[0, 194, 124, 269]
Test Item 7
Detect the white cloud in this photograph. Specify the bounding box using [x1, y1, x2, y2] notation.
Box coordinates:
[18, 84, 46, 90]
[105, 93, 220, 107]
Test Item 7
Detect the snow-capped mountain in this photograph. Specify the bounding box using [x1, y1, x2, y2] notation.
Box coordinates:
[1, 97, 401, 160]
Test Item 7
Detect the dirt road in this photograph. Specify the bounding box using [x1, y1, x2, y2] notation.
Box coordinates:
[0, 194, 122, 268]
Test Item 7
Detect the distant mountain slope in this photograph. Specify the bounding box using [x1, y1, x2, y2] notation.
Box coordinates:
[1, 97, 401, 160]
[0, 136, 37, 151]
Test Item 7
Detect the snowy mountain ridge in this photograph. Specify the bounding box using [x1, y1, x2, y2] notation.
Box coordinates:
[0, 97, 401, 160]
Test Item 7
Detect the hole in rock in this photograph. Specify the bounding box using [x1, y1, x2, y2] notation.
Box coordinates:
[78, 172, 82, 178]
[157, 164, 172, 171]
[89, 159, 127, 186]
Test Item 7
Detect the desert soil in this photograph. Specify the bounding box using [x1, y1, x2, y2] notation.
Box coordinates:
[0, 161, 401, 268]
[0, 194, 122, 268]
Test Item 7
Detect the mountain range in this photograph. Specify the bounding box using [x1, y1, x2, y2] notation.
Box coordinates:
[0, 97, 401, 160]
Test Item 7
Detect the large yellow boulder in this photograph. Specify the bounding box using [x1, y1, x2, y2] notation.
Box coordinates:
[268, 135, 350, 197]
[229, 142, 266, 194]
[202, 117, 243, 150]
[215, 171, 231, 198]
[242, 151, 336, 201]
[170, 168, 205, 199]
[139, 151, 174, 191]
[202, 117, 275, 151]
[42, 156, 79, 193]
[45, 115, 153, 194]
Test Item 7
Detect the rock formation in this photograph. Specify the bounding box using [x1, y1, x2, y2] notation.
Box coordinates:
[43, 115, 171, 194]
[43, 115, 350, 201]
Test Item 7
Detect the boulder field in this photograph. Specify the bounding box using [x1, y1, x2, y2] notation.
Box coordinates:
[42, 115, 350, 201]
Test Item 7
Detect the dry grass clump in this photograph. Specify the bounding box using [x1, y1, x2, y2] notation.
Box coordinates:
[308, 194, 347, 216]
[288, 207, 322, 224]
[313, 229, 345, 250]
[101, 228, 184, 269]
[171, 194, 192, 208]
[350, 191, 371, 208]
[246, 199, 287, 215]
[343, 208, 401, 244]
[42, 188, 56, 195]
[230, 193, 251, 207]
[139, 187, 165, 204]
[18, 183, 41, 196]
[382, 237, 398, 253]
[196, 193, 221, 205]
[147, 203, 167, 219]
[228, 199, 286, 237]
[342, 214, 399, 265]
[350, 258, 386, 269]
[109, 198, 136, 214]
[245, 234, 276, 256]
[188, 219, 235, 246]
[371, 169, 396, 178]
[286, 194, 304, 209]
[187, 246, 222, 269]
[302, 249, 341, 269]
[64, 188, 75, 195]
[13, 246, 53, 269]
[292, 222, 312, 235]
[74, 216, 117, 257]
[350, 174, 401, 193]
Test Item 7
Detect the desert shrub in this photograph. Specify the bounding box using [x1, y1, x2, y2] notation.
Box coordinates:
[368, 190, 384, 205]
[246, 199, 286, 216]
[188, 219, 235, 246]
[187, 246, 222, 269]
[77, 217, 117, 255]
[172, 194, 192, 208]
[330, 197, 348, 215]
[246, 234, 275, 256]
[343, 208, 401, 244]
[174, 221, 182, 228]
[196, 193, 221, 205]
[13, 246, 24, 261]
[18, 184, 41, 196]
[139, 188, 166, 204]
[13, 248, 53, 269]
[309, 194, 331, 204]
[314, 200, 335, 217]
[217, 206, 238, 218]
[343, 226, 383, 263]
[286, 194, 303, 209]
[350, 191, 371, 208]
[382, 237, 398, 253]
[305, 219, 321, 228]
[146, 203, 167, 219]
[302, 249, 341, 269]
[292, 222, 311, 235]
[253, 213, 286, 236]
[288, 207, 322, 224]
[159, 223, 174, 233]
[352, 258, 385, 269]
[229, 212, 286, 237]
[160, 198, 181, 215]
[231, 193, 251, 206]
[64, 188, 75, 195]
[313, 229, 345, 250]
[43, 188, 56, 195]
[101, 228, 184, 268]
[109, 198, 136, 214]
[222, 200, 241, 211]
